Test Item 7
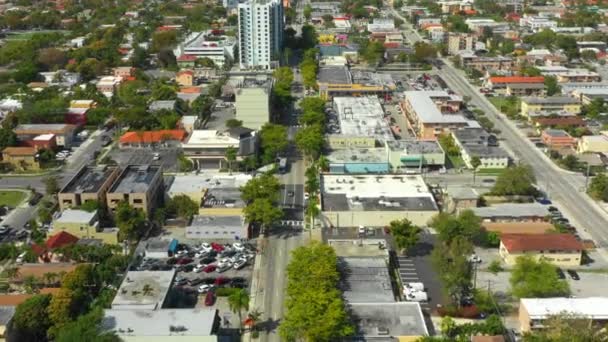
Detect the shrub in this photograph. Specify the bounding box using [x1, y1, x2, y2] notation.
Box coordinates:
[215, 287, 239, 297]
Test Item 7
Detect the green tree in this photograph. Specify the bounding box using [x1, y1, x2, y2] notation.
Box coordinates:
[79, 200, 99, 212]
[413, 41, 437, 62]
[471, 156, 482, 184]
[510, 256, 570, 298]
[259, 123, 288, 165]
[304, 4, 312, 20]
[488, 260, 503, 274]
[491, 164, 537, 196]
[44, 176, 60, 196]
[438, 133, 460, 156]
[228, 288, 249, 332]
[37, 48, 67, 70]
[0, 127, 17, 150]
[299, 97, 325, 115]
[561, 155, 579, 170]
[166, 195, 198, 220]
[151, 30, 178, 52]
[54, 308, 120, 342]
[225, 146, 237, 173]
[12, 294, 52, 341]
[544, 76, 561, 96]
[114, 201, 147, 241]
[240, 173, 281, 203]
[225, 119, 243, 128]
[242, 198, 283, 232]
[522, 313, 608, 342]
[431, 236, 474, 305]
[280, 242, 354, 341]
[588, 173, 608, 201]
[389, 219, 421, 254]
[295, 125, 324, 161]
[430, 210, 484, 245]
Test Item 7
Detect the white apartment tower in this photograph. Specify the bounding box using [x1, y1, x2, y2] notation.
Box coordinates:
[238, 0, 284, 69]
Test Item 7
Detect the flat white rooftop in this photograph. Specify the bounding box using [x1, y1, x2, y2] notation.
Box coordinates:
[404, 91, 468, 124]
[112, 270, 176, 310]
[321, 174, 432, 198]
[333, 96, 393, 142]
[183, 130, 239, 147]
[167, 173, 252, 197]
[521, 297, 608, 319]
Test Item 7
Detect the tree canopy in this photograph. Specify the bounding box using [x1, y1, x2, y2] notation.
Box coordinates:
[280, 243, 354, 341]
[166, 195, 199, 220]
[259, 123, 289, 165]
[389, 219, 422, 253]
[491, 165, 537, 196]
[510, 256, 570, 298]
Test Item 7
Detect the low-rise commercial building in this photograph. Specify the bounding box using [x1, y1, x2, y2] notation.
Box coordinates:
[327, 148, 389, 174]
[181, 128, 257, 169]
[401, 91, 469, 140]
[471, 203, 550, 222]
[320, 174, 439, 228]
[111, 270, 176, 310]
[385, 140, 445, 172]
[14, 124, 76, 148]
[1, 147, 39, 171]
[317, 67, 392, 100]
[537, 66, 601, 83]
[347, 302, 429, 341]
[186, 215, 248, 240]
[52, 209, 118, 244]
[578, 133, 608, 153]
[520, 96, 581, 117]
[59, 165, 121, 211]
[102, 308, 220, 341]
[541, 129, 577, 149]
[452, 128, 510, 169]
[96, 76, 123, 98]
[506, 83, 546, 97]
[119, 130, 187, 148]
[460, 53, 515, 73]
[106, 165, 164, 216]
[499, 233, 583, 266]
[174, 31, 237, 67]
[484, 76, 545, 93]
[519, 297, 608, 332]
[333, 97, 394, 144]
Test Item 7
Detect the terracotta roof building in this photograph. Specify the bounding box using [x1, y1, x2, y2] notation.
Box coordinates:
[486, 76, 545, 92]
[32, 231, 79, 263]
[119, 130, 187, 148]
[499, 233, 584, 266]
[1, 147, 39, 171]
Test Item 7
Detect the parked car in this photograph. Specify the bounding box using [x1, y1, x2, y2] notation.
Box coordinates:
[200, 257, 216, 265]
[217, 264, 231, 273]
[174, 277, 187, 286]
[233, 259, 248, 270]
[193, 264, 205, 273]
[567, 269, 580, 280]
[198, 284, 214, 293]
[182, 264, 195, 272]
[189, 278, 204, 286]
[203, 265, 217, 273]
[556, 268, 565, 280]
[204, 290, 216, 306]
[176, 257, 193, 265]
[211, 242, 224, 252]
[215, 277, 230, 286]
[201, 278, 216, 285]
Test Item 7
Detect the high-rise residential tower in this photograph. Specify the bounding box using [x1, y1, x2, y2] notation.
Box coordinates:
[237, 0, 284, 69]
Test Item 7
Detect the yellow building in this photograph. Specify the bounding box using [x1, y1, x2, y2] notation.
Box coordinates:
[577, 133, 608, 153]
[520, 96, 581, 117]
[1, 147, 39, 171]
[499, 233, 583, 267]
[176, 70, 194, 87]
[52, 209, 119, 244]
[318, 34, 337, 44]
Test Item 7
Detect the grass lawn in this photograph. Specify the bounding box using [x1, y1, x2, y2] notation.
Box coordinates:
[477, 168, 506, 175]
[0, 191, 27, 207]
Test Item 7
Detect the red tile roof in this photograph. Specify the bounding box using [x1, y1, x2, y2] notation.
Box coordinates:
[177, 70, 194, 76]
[534, 116, 585, 127]
[120, 130, 187, 144]
[46, 231, 79, 249]
[501, 233, 583, 253]
[489, 76, 545, 84]
[177, 55, 197, 62]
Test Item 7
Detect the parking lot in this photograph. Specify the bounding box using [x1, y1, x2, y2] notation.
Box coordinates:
[135, 240, 256, 314]
[393, 231, 445, 313]
[109, 147, 180, 171]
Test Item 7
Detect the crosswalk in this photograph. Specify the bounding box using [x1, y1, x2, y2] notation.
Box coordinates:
[280, 220, 304, 227]
[397, 256, 430, 311]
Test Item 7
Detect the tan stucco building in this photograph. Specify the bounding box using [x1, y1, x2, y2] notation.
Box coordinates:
[499, 233, 583, 267]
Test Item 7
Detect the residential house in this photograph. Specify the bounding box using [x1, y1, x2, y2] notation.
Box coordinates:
[1, 147, 39, 171]
[14, 124, 76, 148]
[52, 209, 118, 244]
[578, 133, 608, 153]
[499, 233, 583, 266]
[541, 129, 577, 149]
[520, 96, 581, 117]
[452, 127, 510, 169]
[31, 232, 80, 263]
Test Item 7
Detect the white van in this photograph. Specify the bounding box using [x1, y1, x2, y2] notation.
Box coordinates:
[405, 290, 428, 302]
[404, 282, 424, 291]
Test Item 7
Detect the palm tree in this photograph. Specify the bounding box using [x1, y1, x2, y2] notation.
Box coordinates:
[228, 289, 250, 332]
[471, 156, 482, 185]
[317, 155, 329, 172]
[225, 146, 237, 174]
[247, 309, 263, 332]
[142, 284, 153, 296]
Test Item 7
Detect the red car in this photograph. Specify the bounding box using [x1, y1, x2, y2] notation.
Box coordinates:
[203, 264, 217, 273]
[215, 276, 229, 286]
[176, 258, 193, 265]
[205, 290, 216, 306]
[211, 242, 224, 252]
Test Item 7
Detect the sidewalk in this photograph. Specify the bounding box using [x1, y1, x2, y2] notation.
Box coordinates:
[243, 236, 267, 341]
